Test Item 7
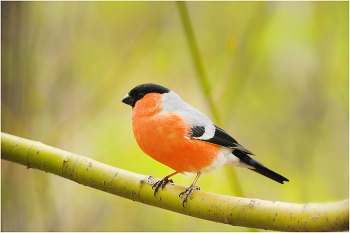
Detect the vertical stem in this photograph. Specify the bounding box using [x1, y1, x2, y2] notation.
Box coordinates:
[176, 1, 244, 198]
[176, 1, 221, 126]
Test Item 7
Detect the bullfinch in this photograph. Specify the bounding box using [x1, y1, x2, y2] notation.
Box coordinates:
[122, 83, 288, 206]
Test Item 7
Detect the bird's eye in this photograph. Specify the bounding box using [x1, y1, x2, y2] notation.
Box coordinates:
[138, 93, 145, 98]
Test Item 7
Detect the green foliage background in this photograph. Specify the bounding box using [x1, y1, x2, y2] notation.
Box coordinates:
[1, 1, 348, 231]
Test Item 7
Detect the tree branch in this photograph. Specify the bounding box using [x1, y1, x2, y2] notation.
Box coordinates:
[1, 132, 348, 231]
[176, 1, 244, 198]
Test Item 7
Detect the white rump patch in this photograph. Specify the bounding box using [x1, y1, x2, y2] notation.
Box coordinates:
[199, 147, 231, 174]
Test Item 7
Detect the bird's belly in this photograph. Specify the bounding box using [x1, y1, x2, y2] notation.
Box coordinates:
[132, 112, 221, 173]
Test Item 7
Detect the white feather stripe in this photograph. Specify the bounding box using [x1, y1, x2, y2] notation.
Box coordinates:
[192, 124, 215, 140]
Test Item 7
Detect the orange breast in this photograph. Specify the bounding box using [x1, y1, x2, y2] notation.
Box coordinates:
[131, 93, 220, 173]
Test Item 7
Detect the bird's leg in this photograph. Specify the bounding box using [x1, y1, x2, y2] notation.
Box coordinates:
[179, 172, 201, 207]
[152, 171, 178, 196]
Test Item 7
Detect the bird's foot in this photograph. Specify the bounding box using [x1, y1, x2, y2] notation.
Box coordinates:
[179, 185, 200, 207]
[152, 176, 174, 196]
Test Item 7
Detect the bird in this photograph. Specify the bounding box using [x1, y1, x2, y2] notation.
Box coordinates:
[122, 83, 289, 206]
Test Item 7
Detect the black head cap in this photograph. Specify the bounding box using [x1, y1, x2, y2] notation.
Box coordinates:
[122, 83, 170, 107]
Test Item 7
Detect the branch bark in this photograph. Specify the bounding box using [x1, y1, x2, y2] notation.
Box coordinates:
[1, 132, 348, 231]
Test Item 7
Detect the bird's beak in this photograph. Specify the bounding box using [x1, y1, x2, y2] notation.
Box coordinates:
[122, 93, 134, 107]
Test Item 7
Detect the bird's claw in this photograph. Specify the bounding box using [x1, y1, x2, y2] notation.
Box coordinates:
[152, 176, 173, 196]
[179, 186, 200, 207]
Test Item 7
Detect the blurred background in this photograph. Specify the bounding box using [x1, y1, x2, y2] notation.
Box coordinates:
[1, 1, 348, 231]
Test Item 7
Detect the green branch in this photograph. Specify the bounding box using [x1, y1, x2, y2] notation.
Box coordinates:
[2, 132, 348, 232]
[176, 1, 244, 198]
[176, 1, 219, 124]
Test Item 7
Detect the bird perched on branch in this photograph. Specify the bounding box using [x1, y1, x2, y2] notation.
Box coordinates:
[122, 83, 288, 206]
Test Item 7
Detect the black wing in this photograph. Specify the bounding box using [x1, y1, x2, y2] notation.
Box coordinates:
[191, 124, 289, 183]
[190, 125, 254, 155]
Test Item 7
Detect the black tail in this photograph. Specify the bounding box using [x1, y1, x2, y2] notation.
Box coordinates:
[248, 160, 289, 184]
[233, 150, 289, 184]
